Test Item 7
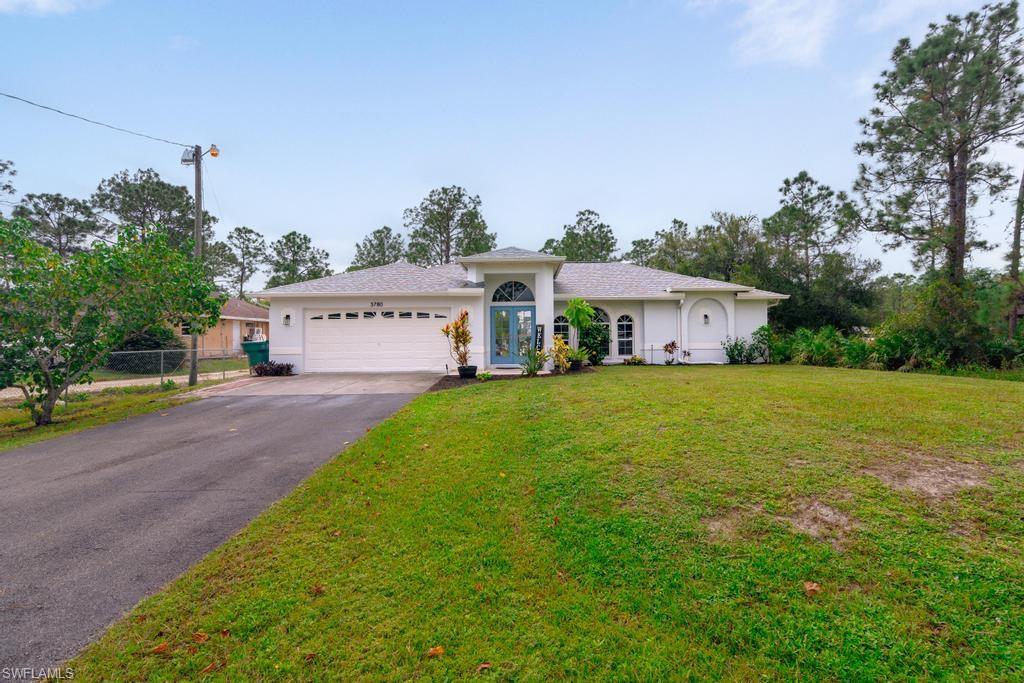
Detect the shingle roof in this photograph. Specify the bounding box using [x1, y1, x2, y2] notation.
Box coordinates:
[258, 261, 474, 295]
[221, 298, 269, 320]
[553, 262, 754, 298]
[256, 250, 789, 300]
[458, 246, 564, 261]
[736, 288, 790, 300]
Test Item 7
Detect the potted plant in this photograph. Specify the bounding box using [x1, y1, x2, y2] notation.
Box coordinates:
[663, 340, 679, 365]
[567, 347, 588, 371]
[441, 308, 476, 378]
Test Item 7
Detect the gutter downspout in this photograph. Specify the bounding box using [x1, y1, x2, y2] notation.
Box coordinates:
[677, 295, 686, 363]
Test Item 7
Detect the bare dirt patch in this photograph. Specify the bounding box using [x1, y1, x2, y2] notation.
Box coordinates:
[864, 455, 990, 498]
[781, 498, 855, 549]
[703, 505, 762, 542]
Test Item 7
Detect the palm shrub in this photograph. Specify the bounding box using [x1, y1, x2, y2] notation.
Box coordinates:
[841, 336, 871, 368]
[564, 298, 594, 346]
[790, 326, 843, 366]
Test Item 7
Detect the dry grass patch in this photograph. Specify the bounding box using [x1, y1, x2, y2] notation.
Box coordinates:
[781, 498, 856, 549]
[864, 453, 990, 498]
[703, 505, 762, 543]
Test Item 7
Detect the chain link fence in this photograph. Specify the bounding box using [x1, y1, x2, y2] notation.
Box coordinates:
[100, 347, 250, 385]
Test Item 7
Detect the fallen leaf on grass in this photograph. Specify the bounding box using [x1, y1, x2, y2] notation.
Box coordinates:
[151, 642, 169, 654]
[199, 660, 221, 674]
[219, 629, 230, 638]
[304, 652, 316, 661]
[476, 661, 492, 673]
[310, 584, 325, 596]
[192, 632, 209, 643]
[803, 581, 822, 596]
[187, 646, 198, 655]
[427, 645, 445, 658]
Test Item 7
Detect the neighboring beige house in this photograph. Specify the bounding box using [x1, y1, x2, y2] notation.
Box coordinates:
[179, 298, 270, 356]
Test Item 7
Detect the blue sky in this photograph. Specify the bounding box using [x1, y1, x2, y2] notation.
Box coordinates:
[2, 0, 1015, 286]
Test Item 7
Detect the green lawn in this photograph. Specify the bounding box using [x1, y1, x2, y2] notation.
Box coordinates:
[71, 366, 1024, 680]
[0, 383, 215, 453]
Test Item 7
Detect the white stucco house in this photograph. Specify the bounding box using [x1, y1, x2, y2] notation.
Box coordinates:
[257, 246, 788, 372]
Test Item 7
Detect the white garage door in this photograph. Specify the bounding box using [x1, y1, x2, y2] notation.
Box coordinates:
[305, 308, 452, 372]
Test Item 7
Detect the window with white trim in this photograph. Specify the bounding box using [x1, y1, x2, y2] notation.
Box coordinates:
[616, 314, 634, 356]
[593, 307, 611, 356]
[553, 315, 570, 340]
[492, 281, 534, 302]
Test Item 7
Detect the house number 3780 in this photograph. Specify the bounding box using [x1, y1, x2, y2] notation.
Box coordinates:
[369, 301, 384, 308]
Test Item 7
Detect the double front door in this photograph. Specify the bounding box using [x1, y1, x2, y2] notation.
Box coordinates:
[490, 306, 535, 365]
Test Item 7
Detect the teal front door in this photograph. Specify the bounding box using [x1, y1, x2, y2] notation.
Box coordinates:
[491, 306, 535, 365]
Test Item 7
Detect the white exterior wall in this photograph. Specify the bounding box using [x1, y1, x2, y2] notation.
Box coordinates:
[554, 299, 645, 363]
[681, 292, 736, 364]
[268, 295, 485, 373]
[734, 300, 769, 340]
[640, 300, 680, 364]
[478, 264, 557, 367]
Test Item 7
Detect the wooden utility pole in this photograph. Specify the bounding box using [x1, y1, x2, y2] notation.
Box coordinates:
[188, 144, 203, 386]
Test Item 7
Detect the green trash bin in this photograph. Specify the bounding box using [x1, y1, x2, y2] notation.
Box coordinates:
[241, 340, 270, 369]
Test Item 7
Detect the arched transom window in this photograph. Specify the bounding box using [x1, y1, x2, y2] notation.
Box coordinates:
[593, 307, 611, 356]
[616, 314, 634, 356]
[553, 315, 570, 340]
[492, 281, 534, 302]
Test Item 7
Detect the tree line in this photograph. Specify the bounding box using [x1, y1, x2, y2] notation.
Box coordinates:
[349, 2, 1024, 369]
[0, 165, 332, 297]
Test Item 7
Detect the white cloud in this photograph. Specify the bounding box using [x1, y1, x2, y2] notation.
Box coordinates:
[731, 0, 842, 66]
[0, 0, 96, 14]
[859, 0, 977, 32]
[692, 0, 987, 68]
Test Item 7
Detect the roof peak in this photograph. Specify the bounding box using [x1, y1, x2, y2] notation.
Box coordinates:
[458, 246, 565, 262]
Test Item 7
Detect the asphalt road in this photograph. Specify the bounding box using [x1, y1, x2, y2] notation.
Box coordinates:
[0, 378, 431, 669]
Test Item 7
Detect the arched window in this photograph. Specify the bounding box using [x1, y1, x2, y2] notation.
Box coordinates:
[492, 281, 534, 302]
[593, 307, 611, 356]
[553, 315, 570, 340]
[616, 314, 634, 356]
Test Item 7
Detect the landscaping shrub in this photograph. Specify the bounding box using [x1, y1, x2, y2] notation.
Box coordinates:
[578, 323, 610, 366]
[252, 361, 294, 376]
[623, 355, 646, 365]
[722, 336, 757, 364]
[663, 340, 679, 364]
[108, 325, 186, 374]
[550, 334, 571, 374]
[841, 336, 871, 368]
[520, 348, 548, 376]
[790, 326, 843, 367]
[750, 325, 772, 363]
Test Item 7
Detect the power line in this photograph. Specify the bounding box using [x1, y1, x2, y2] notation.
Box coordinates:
[0, 91, 192, 149]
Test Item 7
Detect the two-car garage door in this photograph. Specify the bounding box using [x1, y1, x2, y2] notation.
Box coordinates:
[304, 308, 452, 372]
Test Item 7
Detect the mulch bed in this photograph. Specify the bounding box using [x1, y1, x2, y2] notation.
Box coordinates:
[428, 367, 595, 393]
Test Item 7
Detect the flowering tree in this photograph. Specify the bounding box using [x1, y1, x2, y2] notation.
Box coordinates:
[0, 218, 223, 425]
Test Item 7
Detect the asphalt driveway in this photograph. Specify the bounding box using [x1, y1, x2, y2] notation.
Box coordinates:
[0, 373, 438, 669]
